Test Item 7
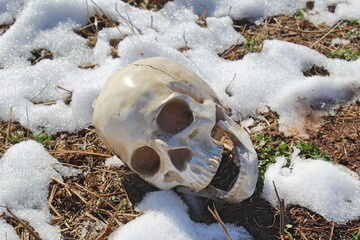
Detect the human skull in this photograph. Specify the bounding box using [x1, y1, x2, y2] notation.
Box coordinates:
[93, 57, 258, 203]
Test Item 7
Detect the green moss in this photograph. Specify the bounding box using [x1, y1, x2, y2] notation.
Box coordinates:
[329, 47, 360, 61]
[254, 134, 291, 185]
[34, 131, 52, 146]
[245, 38, 263, 53]
[294, 10, 306, 21]
[254, 133, 331, 187]
[294, 142, 330, 161]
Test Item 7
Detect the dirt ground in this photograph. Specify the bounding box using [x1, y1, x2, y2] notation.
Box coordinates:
[1, 101, 358, 240]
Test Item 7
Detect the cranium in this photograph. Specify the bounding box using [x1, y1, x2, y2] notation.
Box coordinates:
[93, 57, 258, 203]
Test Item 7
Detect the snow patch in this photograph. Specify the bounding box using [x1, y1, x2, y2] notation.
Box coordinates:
[262, 148, 360, 224]
[0, 0, 360, 238]
[330, 38, 351, 46]
[0, 219, 19, 240]
[0, 140, 80, 239]
[109, 191, 253, 240]
[105, 155, 124, 166]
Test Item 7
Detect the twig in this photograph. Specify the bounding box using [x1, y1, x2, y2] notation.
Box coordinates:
[26, 107, 30, 139]
[73, 183, 118, 211]
[298, 229, 308, 240]
[198, 197, 211, 222]
[126, 11, 141, 34]
[273, 181, 285, 239]
[92, 167, 120, 174]
[56, 85, 73, 94]
[310, 20, 343, 49]
[115, 3, 141, 34]
[121, 181, 133, 214]
[227, 6, 232, 16]
[262, 116, 271, 127]
[274, 23, 360, 34]
[85, 212, 101, 222]
[29, 84, 48, 102]
[71, 189, 89, 205]
[233, 22, 360, 35]
[56, 85, 73, 105]
[329, 221, 335, 240]
[225, 74, 236, 97]
[0, 206, 42, 240]
[85, 0, 90, 18]
[95, 196, 123, 240]
[5, 107, 12, 146]
[253, 217, 275, 228]
[94, 11, 99, 34]
[90, 0, 107, 16]
[208, 205, 232, 240]
[220, 36, 242, 59]
[52, 162, 84, 169]
[48, 184, 62, 218]
[182, 30, 189, 51]
[196, 7, 208, 26]
[49, 149, 112, 157]
[51, 176, 66, 187]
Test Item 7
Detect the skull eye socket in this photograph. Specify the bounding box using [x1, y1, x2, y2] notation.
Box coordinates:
[168, 148, 192, 171]
[131, 146, 160, 177]
[157, 99, 193, 134]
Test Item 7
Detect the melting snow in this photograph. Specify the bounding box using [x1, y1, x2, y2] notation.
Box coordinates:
[0, 140, 80, 239]
[0, 0, 359, 238]
[105, 155, 124, 166]
[0, 0, 359, 135]
[262, 148, 360, 224]
[109, 191, 253, 240]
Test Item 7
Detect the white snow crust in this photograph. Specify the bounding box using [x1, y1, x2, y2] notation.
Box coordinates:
[109, 191, 253, 240]
[0, 218, 19, 240]
[0, 0, 359, 135]
[262, 148, 360, 224]
[0, 140, 79, 240]
[105, 155, 124, 166]
[0, 0, 359, 238]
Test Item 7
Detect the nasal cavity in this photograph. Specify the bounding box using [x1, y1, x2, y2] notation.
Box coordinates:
[131, 146, 160, 177]
[157, 99, 193, 134]
[168, 148, 192, 171]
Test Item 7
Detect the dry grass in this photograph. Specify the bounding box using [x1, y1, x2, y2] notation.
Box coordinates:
[191, 101, 360, 240]
[74, 10, 119, 48]
[0, 123, 142, 240]
[221, 15, 359, 61]
[308, 102, 360, 174]
[0, 22, 14, 36]
[28, 49, 53, 66]
[121, 0, 170, 11]
[1, 102, 358, 240]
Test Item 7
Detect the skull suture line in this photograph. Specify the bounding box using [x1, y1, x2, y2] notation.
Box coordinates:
[93, 57, 258, 203]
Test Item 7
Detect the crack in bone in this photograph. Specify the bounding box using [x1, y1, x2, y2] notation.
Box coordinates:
[134, 63, 178, 81]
